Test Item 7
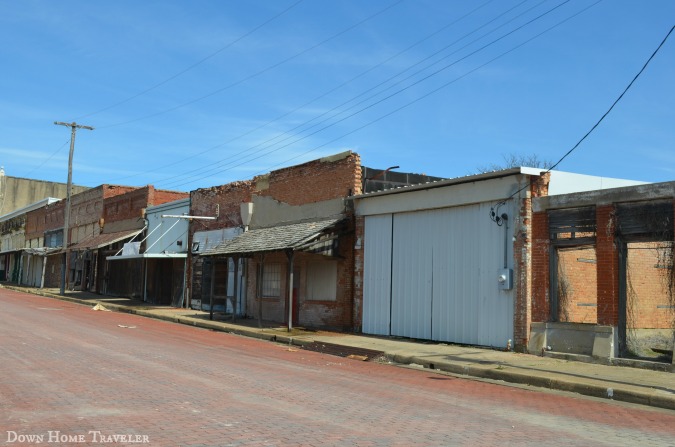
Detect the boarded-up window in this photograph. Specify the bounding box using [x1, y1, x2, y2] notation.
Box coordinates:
[306, 261, 337, 301]
[262, 263, 281, 297]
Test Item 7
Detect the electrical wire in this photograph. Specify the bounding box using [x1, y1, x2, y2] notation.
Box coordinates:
[72, 0, 305, 121]
[261, 1, 604, 178]
[23, 139, 71, 178]
[489, 23, 675, 218]
[158, 0, 580, 189]
[97, 0, 405, 129]
[105, 0, 496, 184]
[139, 0, 534, 188]
[155, 0, 551, 188]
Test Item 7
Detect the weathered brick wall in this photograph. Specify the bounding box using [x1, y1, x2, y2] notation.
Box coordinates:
[150, 188, 190, 207]
[256, 152, 361, 205]
[103, 186, 153, 224]
[557, 247, 598, 324]
[531, 211, 550, 322]
[626, 241, 674, 329]
[513, 173, 550, 350]
[352, 215, 365, 332]
[188, 152, 361, 329]
[24, 207, 46, 241]
[188, 181, 254, 305]
[103, 186, 188, 225]
[43, 254, 62, 288]
[190, 181, 254, 234]
[596, 205, 619, 326]
[43, 201, 65, 233]
[102, 185, 138, 199]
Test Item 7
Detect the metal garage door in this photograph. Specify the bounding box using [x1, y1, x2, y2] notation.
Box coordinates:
[362, 214, 392, 335]
[362, 203, 514, 347]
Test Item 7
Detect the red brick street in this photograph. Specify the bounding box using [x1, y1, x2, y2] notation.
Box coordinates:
[1, 288, 674, 447]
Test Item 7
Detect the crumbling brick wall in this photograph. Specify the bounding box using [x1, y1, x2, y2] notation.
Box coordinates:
[188, 152, 362, 330]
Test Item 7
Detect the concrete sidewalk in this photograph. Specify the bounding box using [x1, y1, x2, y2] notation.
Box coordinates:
[3, 284, 674, 411]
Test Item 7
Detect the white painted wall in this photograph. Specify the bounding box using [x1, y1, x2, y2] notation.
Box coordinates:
[547, 171, 647, 196]
[145, 199, 190, 254]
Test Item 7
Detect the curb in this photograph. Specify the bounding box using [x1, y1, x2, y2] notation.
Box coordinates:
[390, 354, 675, 411]
[4, 285, 674, 411]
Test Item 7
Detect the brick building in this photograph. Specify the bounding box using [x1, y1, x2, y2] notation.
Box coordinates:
[529, 181, 675, 361]
[0, 198, 59, 284]
[192, 152, 361, 330]
[39, 185, 138, 289]
[76, 185, 188, 297]
[352, 168, 644, 352]
[32, 185, 187, 295]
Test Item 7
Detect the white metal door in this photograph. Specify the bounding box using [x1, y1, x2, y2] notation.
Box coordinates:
[391, 211, 433, 339]
[362, 214, 392, 335]
[430, 203, 514, 347]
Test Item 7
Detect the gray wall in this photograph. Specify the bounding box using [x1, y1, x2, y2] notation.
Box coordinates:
[0, 175, 88, 216]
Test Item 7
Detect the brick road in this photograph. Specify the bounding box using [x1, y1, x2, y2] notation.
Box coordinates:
[1, 288, 674, 446]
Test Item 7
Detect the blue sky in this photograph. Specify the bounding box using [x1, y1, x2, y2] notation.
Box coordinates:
[1, 0, 673, 191]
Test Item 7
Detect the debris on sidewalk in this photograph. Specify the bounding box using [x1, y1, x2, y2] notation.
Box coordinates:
[346, 354, 369, 361]
[92, 304, 111, 311]
[118, 324, 137, 329]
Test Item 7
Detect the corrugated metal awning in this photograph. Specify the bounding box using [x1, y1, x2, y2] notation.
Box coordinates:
[203, 217, 344, 256]
[70, 229, 144, 250]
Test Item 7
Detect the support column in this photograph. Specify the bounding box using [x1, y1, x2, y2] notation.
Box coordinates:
[596, 205, 619, 326]
[257, 254, 265, 328]
[286, 250, 295, 332]
[232, 256, 239, 322]
[224, 257, 229, 316]
[209, 259, 216, 321]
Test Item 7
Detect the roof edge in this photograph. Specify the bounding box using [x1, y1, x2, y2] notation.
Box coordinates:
[352, 167, 534, 200]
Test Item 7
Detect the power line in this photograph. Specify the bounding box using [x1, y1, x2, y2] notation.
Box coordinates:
[105, 0, 497, 184]
[72, 0, 305, 121]
[261, 1, 605, 177]
[23, 139, 70, 178]
[492, 23, 674, 212]
[547, 24, 674, 172]
[154, 0, 551, 188]
[97, 0, 404, 129]
[158, 0, 579, 189]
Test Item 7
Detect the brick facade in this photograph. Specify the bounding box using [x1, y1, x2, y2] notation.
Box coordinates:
[531, 211, 550, 323]
[189, 152, 362, 330]
[103, 186, 187, 232]
[595, 205, 619, 326]
[531, 195, 675, 354]
[626, 241, 674, 329]
[25, 206, 46, 246]
[352, 215, 365, 331]
[556, 246, 598, 324]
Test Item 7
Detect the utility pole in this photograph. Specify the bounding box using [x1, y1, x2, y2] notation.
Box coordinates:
[54, 121, 94, 295]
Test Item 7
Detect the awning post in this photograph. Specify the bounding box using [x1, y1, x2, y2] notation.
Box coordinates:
[257, 254, 265, 328]
[287, 250, 295, 332]
[224, 257, 230, 316]
[232, 256, 239, 322]
[209, 259, 216, 321]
